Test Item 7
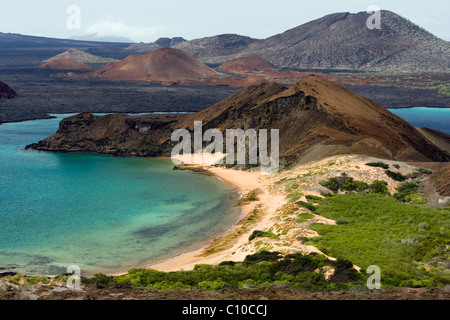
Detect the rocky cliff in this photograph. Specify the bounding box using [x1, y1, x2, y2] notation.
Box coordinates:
[431, 164, 450, 197]
[28, 76, 450, 166]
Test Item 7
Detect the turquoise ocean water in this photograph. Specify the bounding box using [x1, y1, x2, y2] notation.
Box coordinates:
[388, 107, 450, 134]
[0, 108, 448, 276]
[0, 115, 240, 276]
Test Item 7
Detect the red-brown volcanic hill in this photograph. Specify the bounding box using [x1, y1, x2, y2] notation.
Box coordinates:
[40, 58, 91, 71]
[218, 55, 277, 73]
[0, 81, 18, 99]
[80, 48, 219, 83]
[180, 75, 450, 165]
[29, 76, 450, 166]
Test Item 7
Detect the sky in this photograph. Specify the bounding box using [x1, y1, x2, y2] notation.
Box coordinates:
[1, 0, 449, 42]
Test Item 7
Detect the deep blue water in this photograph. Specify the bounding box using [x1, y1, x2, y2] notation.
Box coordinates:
[0, 115, 240, 276]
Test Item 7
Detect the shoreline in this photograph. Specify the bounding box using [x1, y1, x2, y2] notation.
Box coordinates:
[143, 165, 286, 273]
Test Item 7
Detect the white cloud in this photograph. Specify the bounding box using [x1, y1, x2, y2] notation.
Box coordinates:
[84, 16, 163, 42]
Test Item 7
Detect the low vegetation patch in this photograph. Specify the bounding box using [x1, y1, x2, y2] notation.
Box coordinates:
[393, 181, 427, 204]
[287, 192, 304, 203]
[249, 230, 280, 241]
[305, 195, 323, 202]
[309, 193, 450, 288]
[320, 177, 387, 195]
[239, 189, 262, 205]
[366, 162, 390, 169]
[296, 201, 317, 212]
[83, 251, 364, 291]
[385, 170, 407, 182]
[297, 212, 315, 223]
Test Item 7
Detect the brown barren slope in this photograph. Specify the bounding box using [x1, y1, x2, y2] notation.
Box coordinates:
[218, 55, 277, 73]
[80, 48, 219, 83]
[40, 58, 91, 70]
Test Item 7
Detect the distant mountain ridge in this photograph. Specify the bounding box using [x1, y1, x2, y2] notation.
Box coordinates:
[173, 34, 260, 62]
[69, 33, 134, 43]
[172, 11, 450, 72]
[125, 37, 187, 52]
[1, 10, 448, 72]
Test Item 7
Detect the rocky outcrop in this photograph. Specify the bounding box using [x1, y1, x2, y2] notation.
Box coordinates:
[43, 48, 118, 64]
[431, 164, 450, 196]
[26, 112, 181, 157]
[0, 81, 17, 99]
[28, 76, 450, 166]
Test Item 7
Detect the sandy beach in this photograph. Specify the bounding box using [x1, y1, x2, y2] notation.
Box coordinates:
[146, 154, 430, 273]
[149, 165, 286, 272]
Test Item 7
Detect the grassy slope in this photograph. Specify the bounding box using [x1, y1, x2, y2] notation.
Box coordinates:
[309, 193, 450, 287]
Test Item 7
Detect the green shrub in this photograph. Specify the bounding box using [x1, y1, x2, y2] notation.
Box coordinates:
[249, 230, 279, 241]
[356, 181, 369, 192]
[239, 189, 262, 204]
[393, 181, 427, 204]
[306, 195, 323, 202]
[296, 201, 317, 212]
[404, 193, 427, 204]
[397, 181, 419, 193]
[418, 168, 432, 175]
[288, 192, 304, 203]
[342, 177, 358, 191]
[243, 250, 282, 263]
[320, 177, 371, 194]
[197, 280, 227, 290]
[298, 212, 315, 223]
[219, 261, 237, 267]
[319, 178, 340, 192]
[369, 180, 390, 195]
[385, 170, 407, 182]
[275, 252, 328, 275]
[328, 258, 362, 283]
[366, 162, 389, 169]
